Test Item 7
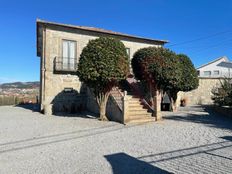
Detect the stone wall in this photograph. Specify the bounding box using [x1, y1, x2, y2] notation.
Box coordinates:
[86, 88, 99, 115]
[86, 88, 123, 123]
[178, 78, 222, 106]
[106, 96, 123, 123]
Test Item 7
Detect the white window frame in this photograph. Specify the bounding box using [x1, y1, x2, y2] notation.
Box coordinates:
[62, 40, 77, 70]
[203, 71, 211, 76]
[213, 70, 220, 76]
[126, 48, 130, 58]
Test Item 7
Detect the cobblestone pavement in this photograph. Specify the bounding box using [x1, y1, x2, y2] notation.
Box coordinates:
[0, 105, 231, 174]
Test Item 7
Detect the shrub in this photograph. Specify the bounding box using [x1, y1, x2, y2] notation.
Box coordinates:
[177, 54, 199, 92]
[212, 78, 232, 106]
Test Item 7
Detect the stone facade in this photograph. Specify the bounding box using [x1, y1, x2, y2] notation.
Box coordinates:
[36, 19, 167, 119]
[177, 77, 222, 106]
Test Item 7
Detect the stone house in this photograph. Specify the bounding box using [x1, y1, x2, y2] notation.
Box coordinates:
[36, 19, 167, 123]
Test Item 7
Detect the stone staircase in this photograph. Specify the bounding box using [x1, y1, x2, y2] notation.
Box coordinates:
[126, 95, 154, 124]
[123, 77, 155, 124]
[110, 77, 155, 124]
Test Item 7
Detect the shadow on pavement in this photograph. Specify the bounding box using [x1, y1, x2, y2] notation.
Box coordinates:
[53, 111, 99, 119]
[220, 136, 232, 141]
[14, 103, 40, 112]
[105, 152, 172, 174]
[14, 103, 99, 120]
[136, 140, 232, 173]
[163, 105, 232, 131]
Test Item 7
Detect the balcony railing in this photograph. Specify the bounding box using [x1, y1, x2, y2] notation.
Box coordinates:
[54, 57, 78, 72]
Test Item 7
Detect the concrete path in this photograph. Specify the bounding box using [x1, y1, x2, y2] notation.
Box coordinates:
[0, 105, 231, 174]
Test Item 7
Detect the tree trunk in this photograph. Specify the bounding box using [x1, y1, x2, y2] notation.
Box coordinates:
[149, 83, 156, 117]
[169, 91, 178, 112]
[149, 83, 161, 120]
[99, 101, 107, 120]
[149, 82, 155, 116]
[152, 93, 157, 117]
[98, 93, 109, 121]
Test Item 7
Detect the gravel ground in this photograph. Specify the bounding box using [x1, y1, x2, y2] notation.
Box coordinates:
[0, 105, 231, 174]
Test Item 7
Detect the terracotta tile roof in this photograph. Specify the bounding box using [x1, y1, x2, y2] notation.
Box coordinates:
[36, 19, 168, 44]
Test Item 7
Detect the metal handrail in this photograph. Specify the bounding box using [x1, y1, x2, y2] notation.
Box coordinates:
[110, 87, 125, 111]
[54, 57, 78, 72]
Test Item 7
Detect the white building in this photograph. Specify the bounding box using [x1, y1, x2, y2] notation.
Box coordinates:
[197, 56, 232, 78]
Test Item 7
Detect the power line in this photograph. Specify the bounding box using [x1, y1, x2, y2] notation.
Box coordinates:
[185, 38, 232, 53]
[177, 37, 232, 50]
[188, 42, 232, 56]
[196, 39, 232, 52]
[167, 30, 232, 47]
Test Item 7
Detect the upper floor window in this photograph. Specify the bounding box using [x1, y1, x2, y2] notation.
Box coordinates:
[203, 71, 211, 76]
[126, 48, 130, 58]
[54, 40, 77, 72]
[62, 40, 77, 70]
[214, 70, 220, 75]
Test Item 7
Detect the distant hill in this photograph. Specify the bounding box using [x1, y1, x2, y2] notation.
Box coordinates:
[0, 81, 40, 89]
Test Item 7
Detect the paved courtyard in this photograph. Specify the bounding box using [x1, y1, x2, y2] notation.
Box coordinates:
[0, 105, 231, 174]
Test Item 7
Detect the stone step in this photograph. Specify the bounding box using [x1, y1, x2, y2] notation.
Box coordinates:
[128, 100, 141, 103]
[128, 104, 146, 108]
[129, 115, 153, 120]
[128, 105, 143, 109]
[127, 112, 152, 117]
[128, 103, 141, 106]
[126, 94, 138, 97]
[128, 109, 149, 114]
[128, 98, 141, 101]
[128, 100, 141, 104]
[126, 116, 155, 124]
[128, 104, 143, 108]
[128, 107, 147, 111]
[127, 95, 140, 100]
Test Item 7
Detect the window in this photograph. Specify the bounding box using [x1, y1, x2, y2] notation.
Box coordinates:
[214, 70, 220, 75]
[203, 71, 211, 76]
[197, 70, 200, 76]
[126, 48, 132, 73]
[126, 48, 130, 58]
[62, 40, 76, 70]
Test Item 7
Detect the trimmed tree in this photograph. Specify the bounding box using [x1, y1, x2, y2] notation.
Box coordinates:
[132, 47, 179, 116]
[132, 47, 198, 113]
[177, 54, 199, 91]
[167, 54, 199, 110]
[131, 47, 160, 117]
[78, 37, 129, 120]
[157, 51, 182, 111]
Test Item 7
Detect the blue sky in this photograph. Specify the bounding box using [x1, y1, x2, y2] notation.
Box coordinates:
[0, 0, 232, 83]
